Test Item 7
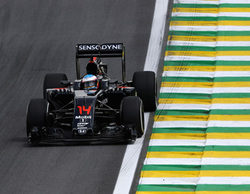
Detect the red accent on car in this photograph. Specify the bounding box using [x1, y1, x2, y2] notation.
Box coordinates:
[77, 106, 92, 115]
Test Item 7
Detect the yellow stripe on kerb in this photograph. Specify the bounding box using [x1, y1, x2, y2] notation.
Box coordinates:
[161, 82, 250, 87]
[151, 133, 206, 139]
[155, 115, 250, 121]
[137, 192, 194, 194]
[147, 151, 250, 158]
[209, 115, 250, 121]
[155, 115, 208, 121]
[168, 35, 250, 41]
[170, 21, 250, 26]
[159, 98, 211, 104]
[173, 8, 250, 13]
[141, 171, 250, 177]
[200, 171, 250, 176]
[213, 82, 250, 87]
[212, 98, 250, 103]
[161, 82, 213, 88]
[147, 151, 203, 158]
[166, 51, 250, 57]
[151, 133, 250, 139]
[159, 98, 250, 104]
[141, 171, 199, 178]
[137, 192, 250, 194]
[164, 66, 250, 71]
[166, 51, 216, 57]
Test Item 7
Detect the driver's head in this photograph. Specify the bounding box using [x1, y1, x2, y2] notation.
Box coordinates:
[81, 74, 99, 90]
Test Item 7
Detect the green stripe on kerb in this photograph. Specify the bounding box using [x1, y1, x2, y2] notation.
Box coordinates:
[137, 184, 195, 192]
[169, 31, 250, 36]
[201, 165, 250, 171]
[164, 61, 250, 66]
[155, 109, 250, 116]
[210, 109, 250, 115]
[173, 4, 250, 8]
[214, 77, 250, 82]
[159, 93, 250, 99]
[148, 146, 250, 152]
[171, 16, 250, 21]
[207, 127, 250, 133]
[196, 185, 250, 191]
[152, 128, 206, 133]
[137, 184, 250, 192]
[173, 4, 217, 8]
[159, 93, 211, 99]
[142, 165, 201, 171]
[167, 46, 250, 51]
[155, 110, 208, 116]
[162, 77, 250, 82]
[142, 165, 250, 171]
[162, 76, 213, 82]
[148, 146, 204, 152]
[205, 146, 250, 151]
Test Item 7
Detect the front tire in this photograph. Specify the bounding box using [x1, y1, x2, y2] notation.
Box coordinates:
[26, 99, 48, 145]
[120, 96, 144, 138]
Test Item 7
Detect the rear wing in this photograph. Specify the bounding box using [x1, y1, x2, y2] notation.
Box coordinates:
[75, 43, 126, 82]
[76, 43, 124, 58]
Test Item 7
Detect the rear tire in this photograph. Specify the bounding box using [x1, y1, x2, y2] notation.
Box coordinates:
[120, 96, 144, 138]
[26, 99, 48, 145]
[132, 71, 157, 112]
[43, 73, 68, 98]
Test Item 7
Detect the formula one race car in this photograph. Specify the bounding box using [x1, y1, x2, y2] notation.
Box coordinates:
[26, 43, 157, 145]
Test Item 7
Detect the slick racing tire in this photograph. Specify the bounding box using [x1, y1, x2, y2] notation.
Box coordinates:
[132, 71, 157, 112]
[43, 73, 68, 98]
[26, 99, 48, 145]
[121, 96, 144, 138]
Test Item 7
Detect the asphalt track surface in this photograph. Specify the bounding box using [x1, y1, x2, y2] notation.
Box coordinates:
[0, 1, 155, 194]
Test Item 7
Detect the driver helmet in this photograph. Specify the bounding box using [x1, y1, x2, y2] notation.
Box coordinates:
[81, 74, 99, 90]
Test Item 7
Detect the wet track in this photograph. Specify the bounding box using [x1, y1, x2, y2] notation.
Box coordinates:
[0, 1, 155, 193]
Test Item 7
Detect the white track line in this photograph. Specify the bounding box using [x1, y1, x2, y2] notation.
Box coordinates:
[168, 41, 250, 47]
[157, 104, 250, 110]
[150, 139, 250, 146]
[164, 71, 250, 78]
[160, 87, 250, 94]
[165, 56, 250, 61]
[140, 177, 250, 185]
[175, 0, 250, 3]
[170, 26, 250, 31]
[172, 12, 250, 17]
[145, 158, 250, 165]
[112, 1, 169, 194]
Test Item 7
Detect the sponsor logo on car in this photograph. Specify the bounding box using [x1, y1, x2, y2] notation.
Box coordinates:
[78, 44, 122, 51]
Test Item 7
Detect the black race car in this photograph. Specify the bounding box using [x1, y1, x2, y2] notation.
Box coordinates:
[26, 43, 157, 145]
